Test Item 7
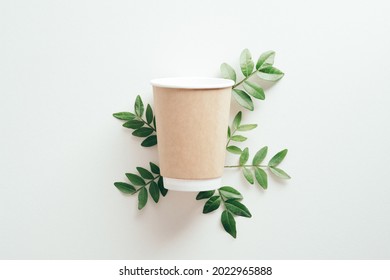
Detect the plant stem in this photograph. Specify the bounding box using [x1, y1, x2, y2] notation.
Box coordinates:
[134, 175, 160, 193]
[218, 189, 232, 215]
[136, 116, 155, 131]
[218, 189, 226, 206]
[233, 70, 258, 89]
[224, 164, 268, 168]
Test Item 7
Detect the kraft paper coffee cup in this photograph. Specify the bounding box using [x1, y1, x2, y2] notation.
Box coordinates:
[151, 77, 234, 192]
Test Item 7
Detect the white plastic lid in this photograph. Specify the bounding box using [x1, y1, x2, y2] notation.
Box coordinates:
[150, 77, 234, 89]
[163, 177, 222, 192]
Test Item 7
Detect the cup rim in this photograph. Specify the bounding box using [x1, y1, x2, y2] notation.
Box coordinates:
[150, 77, 234, 89]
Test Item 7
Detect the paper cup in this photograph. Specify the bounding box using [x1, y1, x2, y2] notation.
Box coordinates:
[151, 77, 234, 192]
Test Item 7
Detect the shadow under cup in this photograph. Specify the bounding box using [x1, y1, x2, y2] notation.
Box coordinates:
[151, 77, 234, 192]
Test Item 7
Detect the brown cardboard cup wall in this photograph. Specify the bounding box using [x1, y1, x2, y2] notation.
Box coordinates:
[153, 87, 231, 180]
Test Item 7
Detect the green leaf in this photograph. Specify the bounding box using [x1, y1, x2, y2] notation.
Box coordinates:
[256, 50, 275, 70]
[219, 186, 243, 200]
[153, 116, 156, 130]
[138, 187, 148, 210]
[270, 166, 291, 179]
[114, 182, 136, 194]
[158, 176, 168, 196]
[239, 147, 249, 165]
[225, 199, 252, 218]
[221, 210, 236, 238]
[125, 173, 145, 186]
[253, 146, 268, 165]
[240, 48, 254, 77]
[268, 149, 288, 167]
[196, 190, 215, 200]
[122, 120, 144, 129]
[242, 168, 254, 184]
[257, 66, 284, 81]
[232, 89, 254, 111]
[146, 104, 153, 124]
[136, 167, 154, 179]
[132, 127, 154, 137]
[254, 167, 268, 189]
[113, 112, 135, 120]
[230, 135, 247, 142]
[149, 181, 160, 203]
[149, 162, 160, 174]
[134, 95, 144, 117]
[227, 126, 231, 138]
[226, 146, 242, 155]
[220, 63, 236, 83]
[232, 111, 242, 131]
[237, 124, 257, 131]
[141, 135, 157, 147]
[203, 196, 221, 214]
[243, 81, 265, 100]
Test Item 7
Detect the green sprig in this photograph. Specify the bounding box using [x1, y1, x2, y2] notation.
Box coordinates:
[226, 111, 257, 154]
[113, 95, 157, 147]
[114, 162, 168, 210]
[224, 147, 291, 190]
[221, 49, 284, 111]
[197, 186, 251, 238]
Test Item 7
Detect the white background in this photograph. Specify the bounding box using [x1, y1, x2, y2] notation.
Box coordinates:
[1, 0, 389, 259]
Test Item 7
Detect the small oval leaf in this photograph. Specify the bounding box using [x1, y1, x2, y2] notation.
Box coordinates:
[138, 187, 148, 210]
[242, 168, 254, 184]
[125, 173, 145, 186]
[220, 63, 237, 83]
[141, 135, 157, 147]
[232, 111, 242, 131]
[257, 66, 284, 81]
[114, 182, 136, 194]
[268, 149, 288, 167]
[113, 112, 135, 120]
[149, 162, 160, 174]
[134, 95, 144, 117]
[146, 104, 153, 124]
[149, 181, 160, 203]
[196, 190, 215, 200]
[232, 89, 254, 111]
[225, 199, 252, 218]
[270, 166, 291, 179]
[132, 127, 154, 137]
[256, 50, 275, 70]
[239, 148, 249, 166]
[203, 196, 221, 214]
[122, 120, 144, 129]
[226, 146, 242, 155]
[253, 146, 268, 165]
[254, 167, 268, 189]
[158, 176, 168, 196]
[219, 186, 243, 200]
[136, 167, 154, 179]
[237, 124, 257, 131]
[240, 49, 254, 77]
[230, 135, 247, 142]
[243, 81, 265, 100]
[221, 210, 236, 238]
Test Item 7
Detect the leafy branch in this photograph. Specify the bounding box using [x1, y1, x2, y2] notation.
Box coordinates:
[113, 48, 289, 239]
[225, 147, 290, 190]
[196, 186, 251, 238]
[226, 111, 257, 154]
[221, 49, 284, 111]
[113, 95, 157, 147]
[114, 162, 168, 210]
